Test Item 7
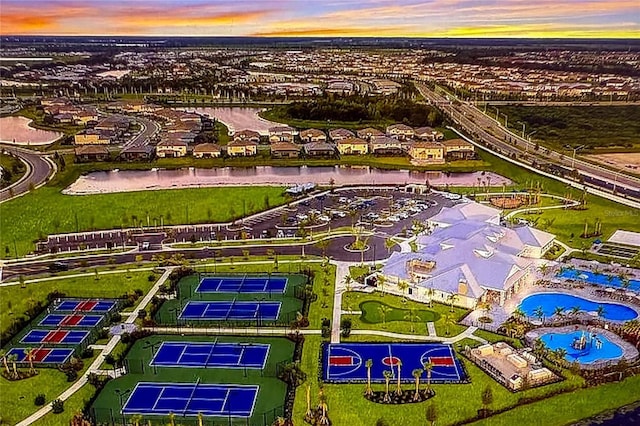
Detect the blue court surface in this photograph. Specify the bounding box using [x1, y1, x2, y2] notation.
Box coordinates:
[179, 301, 281, 321]
[322, 343, 467, 383]
[39, 314, 104, 328]
[5, 347, 74, 365]
[20, 329, 90, 345]
[122, 382, 259, 417]
[196, 276, 288, 294]
[150, 341, 270, 369]
[54, 299, 116, 313]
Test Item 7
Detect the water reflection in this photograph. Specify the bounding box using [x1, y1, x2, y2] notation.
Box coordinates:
[0, 116, 62, 145]
[65, 165, 511, 195]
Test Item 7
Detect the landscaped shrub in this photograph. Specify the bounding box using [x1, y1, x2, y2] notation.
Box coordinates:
[80, 348, 94, 359]
[52, 399, 64, 414]
[34, 394, 46, 406]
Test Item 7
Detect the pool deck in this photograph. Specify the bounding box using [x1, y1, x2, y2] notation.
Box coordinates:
[525, 325, 639, 369]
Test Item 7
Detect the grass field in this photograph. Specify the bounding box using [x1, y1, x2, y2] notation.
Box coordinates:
[0, 271, 154, 337]
[470, 376, 640, 426]
[91, 335, 294, 425]
[0, 354, 98, 425]
[0, 151, 27, 188]
[342, 292, 468, 337]
[0, 175, 287, 258]
[501, 105, 640, 152]
[31, 383, 95, 426]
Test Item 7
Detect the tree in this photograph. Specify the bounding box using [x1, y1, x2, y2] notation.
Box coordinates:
[427, 287, 435, 308]
[537, 263, 550, 277]
[23, 348, 36, 374]
[398, 280, 409, 303]
[596, 305, 606, 322]
[383, 370, 393, 402]
[553, 306, 565, 319]
[404, 309, 419, 333]
[443, 313, 455, 336]
[570, 306, 582, 316]
[513, 306, 526, 321]
[365, 359, 374, 396]
[423, 361, 434, 393]
[377, 275, 386, 297]
[447, 293, 458, 312]
[425, 403, 437, 426]
[343, 275, 353, 292]
[378, 305, 391, 327]
[395, 359, 403, 395]
[412, 368, 423, 401]
[7, 353, 18, 378]
[533, 306, 545, 323]
[481, 386, 493, 412]
[0, 350, 11, 376]
[384, 238, 396, 254]
[130, 415, 143, 426]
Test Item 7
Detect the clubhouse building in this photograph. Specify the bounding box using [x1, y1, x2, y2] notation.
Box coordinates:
[379, 203, 555, 309]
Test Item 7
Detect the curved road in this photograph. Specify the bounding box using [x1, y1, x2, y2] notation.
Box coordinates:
[0, 145, 55, 203]
[414, 82, 640, 198]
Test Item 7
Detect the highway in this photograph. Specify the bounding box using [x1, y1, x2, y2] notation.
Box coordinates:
[414, 82, 640, 201]
[0, 145, 55, 203]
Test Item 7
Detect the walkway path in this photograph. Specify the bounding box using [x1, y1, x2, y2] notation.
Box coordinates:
[16, 268, 174, 426]
[331, 261, 351, 343]
[426, 322, 437, 337]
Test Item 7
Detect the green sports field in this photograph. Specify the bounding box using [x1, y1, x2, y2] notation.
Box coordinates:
[90, 334, 294, 426]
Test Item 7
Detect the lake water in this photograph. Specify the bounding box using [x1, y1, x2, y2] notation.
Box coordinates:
[180, 107, 284, 135]
[64, 166, 512, 195]
[0, 116, 63, 145]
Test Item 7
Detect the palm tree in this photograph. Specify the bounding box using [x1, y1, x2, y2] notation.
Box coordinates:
[533, 338, 548, 359]
[444, 313, 455, 336]
[168, 412, 175, 426]
[554, 348, 568, 366]
[427, 287, 435, 308]
[7, 354, 18, 378]
[377, 275, 386, 297]
[596, 305, 606, 322]
[537, 263, 550, 277]
[447, 293, 458, 312]
[395, 359, 403, 395]
[553, 306, 565, 319]
[378, 305, 391, 327]
[131, 415, 143, 426]
[621, 278, 631, 290]
[398, 280, 409, 303]
[385, 238, 396, 254]
[23, 348, 36, 374]
[423, 361, 434, 393]
[512, 306, 526, 322]
[0, 350, 10, 376]
[383, 370, 393, 402]
[405, 309, 419, 333]
[343, 275, 353, 293]
[365, 359, 374, 396]
[570, 306, 582, 316]
[533, 306, 545, 323]
[412, 368, 423, 401]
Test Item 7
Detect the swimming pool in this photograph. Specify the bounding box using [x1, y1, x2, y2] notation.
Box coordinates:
[520, 293, 638, 321]
[557, 269, 640, 291]
[540, 330, 623, 364]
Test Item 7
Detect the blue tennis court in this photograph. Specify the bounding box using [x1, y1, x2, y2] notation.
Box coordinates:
[21, 329, 89, 345]
[39, 314, 104, 328]
[323, 343, 466, 383]
[54, 299, 116, 313]
[122, 382, 259, 417]
[179, 301, 281, 321]
[196, 276, 288, 294]
[5, 347, 74, 365]
[150, 341, 270, 369]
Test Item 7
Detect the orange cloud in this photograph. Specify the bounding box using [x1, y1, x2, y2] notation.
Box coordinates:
[253, 26, 413, 37]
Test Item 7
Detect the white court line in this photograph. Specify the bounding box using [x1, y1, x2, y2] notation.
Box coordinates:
[151, 387, 166, 411]
[219, 388, 231, 414]
[176, 343, 190, 365]
[448, 345, 461, 381]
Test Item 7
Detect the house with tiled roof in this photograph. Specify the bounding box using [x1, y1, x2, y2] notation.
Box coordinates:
[300, 128, 327, 144]
[408, 141, 445, 165]
[329, 128, 355, 142]
[233, 129, 261, 144]
[386, 123, 415, 140]
[268, 126, 296, 143]
[270, 141, 301, 159]
[356, 127, 384, 141]
[304, 141, 336, 158]
[442, 139, 475, 160]
[369, 136, 404, 156]
[226, 139, 258, 157]
[337, 137, 369, 155]
[193, 143, 222, 158]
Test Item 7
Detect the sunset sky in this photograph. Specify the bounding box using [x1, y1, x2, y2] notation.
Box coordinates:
[1, 0, 638, 38]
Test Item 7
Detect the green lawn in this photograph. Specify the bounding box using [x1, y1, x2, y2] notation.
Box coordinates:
[0, 354, 97, 425]
[500, 105, 640, 152]
[91, 335, 293, 425]
[0, 271, 154, 337]
[30, 384, 96, 426]
[0, 181, 287, 258]
[470, 376, 640, 426]
[342, 292, 469, 337]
